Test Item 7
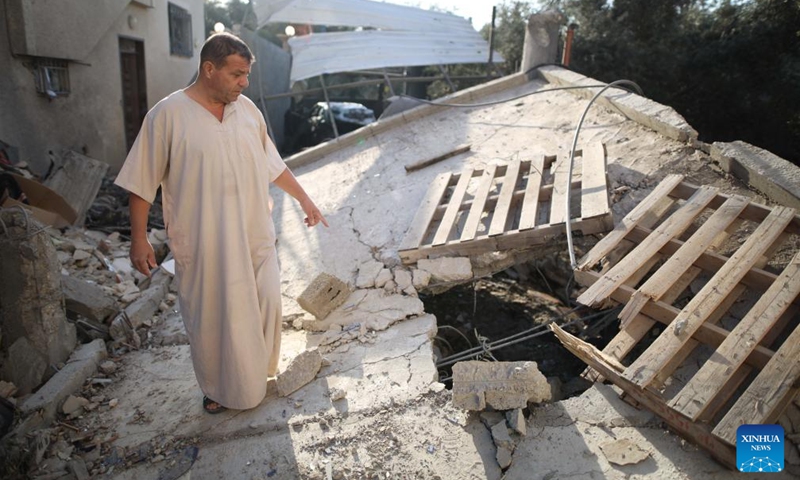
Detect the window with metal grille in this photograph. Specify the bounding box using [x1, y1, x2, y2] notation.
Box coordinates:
[34, 58, 70, 97]
[168, 3, 193, 57]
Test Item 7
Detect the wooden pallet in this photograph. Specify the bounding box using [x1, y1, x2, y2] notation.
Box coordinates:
[399, 143, 613, 264]
[569, 173, 800, 469]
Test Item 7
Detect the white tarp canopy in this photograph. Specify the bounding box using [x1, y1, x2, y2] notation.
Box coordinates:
[252, 0, 502, 82]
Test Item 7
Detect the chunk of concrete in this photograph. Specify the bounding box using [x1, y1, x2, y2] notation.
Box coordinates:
[412, 269, 431, 288]
[303, 289, 425, 332]
[297, 272, 353, 320]
[355, 260, 384, 288]
[374, 269, 393, 288]
[507, 409, 526, 436]
[276, 349, 323, 397]
[491, 421, 515, 469]
[20, 339, 107, 423]
[452, 361, 550, 410]
[2, 337, 47, 395]
[394, 269, 413, 290]
[417, 257, 473, 283]
[61, 275, 118, 322]
[62, 395, 89, 415]
[109, 281, 168, 341]
[0, 210, 77, 393]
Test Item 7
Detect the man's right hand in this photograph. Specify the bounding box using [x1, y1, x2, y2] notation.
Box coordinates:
[130, 237, 157, 276]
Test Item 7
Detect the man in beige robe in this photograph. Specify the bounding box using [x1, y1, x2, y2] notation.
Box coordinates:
[115, 33, 327, 413]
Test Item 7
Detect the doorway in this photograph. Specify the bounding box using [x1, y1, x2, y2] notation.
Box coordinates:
[119, 38, 147, 151]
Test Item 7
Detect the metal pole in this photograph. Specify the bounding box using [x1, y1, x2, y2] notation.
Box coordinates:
[382, 68, 396, 97]
[319, 74, 339, 139]
[488, 6, 497, 77]
[438, 65, 456, 93]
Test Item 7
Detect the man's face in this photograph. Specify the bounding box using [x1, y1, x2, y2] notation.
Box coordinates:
[207, 54, 251, 104]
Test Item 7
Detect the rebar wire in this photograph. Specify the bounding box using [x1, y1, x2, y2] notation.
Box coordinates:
[435, 306, 622, 369]
[436, 325, 474, 350]
[0, 205, 51, 240]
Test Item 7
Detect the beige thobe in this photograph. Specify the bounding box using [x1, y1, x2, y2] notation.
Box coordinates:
[115, 91, 287, 409]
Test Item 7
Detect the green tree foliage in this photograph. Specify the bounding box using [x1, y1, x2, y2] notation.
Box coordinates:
[562, 0, 800, 163]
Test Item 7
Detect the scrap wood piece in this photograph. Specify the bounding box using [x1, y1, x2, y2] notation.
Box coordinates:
[577, 174, 684, 270]
[712, 320, 800, 446]
[669, 251, 800, 421]
[548, 323, 737, 469]
[622, 205, 796, 389]
[404, 144, 471, 173]
[577, 185, 719, 308]
[460, 165, 497, 241]
[488, 159, 521, 236]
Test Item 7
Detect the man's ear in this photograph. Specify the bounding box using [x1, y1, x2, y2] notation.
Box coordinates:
[201, 61, 216, 79]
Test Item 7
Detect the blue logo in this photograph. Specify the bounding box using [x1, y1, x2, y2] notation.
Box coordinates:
[737, 424, 784, 473]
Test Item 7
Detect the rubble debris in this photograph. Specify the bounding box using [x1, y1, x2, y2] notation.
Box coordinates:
[0, 381, 17, 398]
[61, 274, 118, 323]
[297, 272, 353, 320]
[109, 280, 169, 343]
[411, 268, 431, 288]
[451, 361, 551, 411]
[303, 289, 424, 333]
[44, 149, 109, 225]
[277, 349, 323, 397]
[599, 439, 650, 466]
[19, 339, 107, 428]
[0, 209, 77, 394]
[506, 409, 526, 436]
[374, 268, 392, 288]
[404, 143, 471, 173]
[491, 421, 515, 469]
[61, 395, 89, 416]
[355, 260, 384, 288]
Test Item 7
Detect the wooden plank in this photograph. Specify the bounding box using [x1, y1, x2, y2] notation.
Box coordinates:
[712, 322, 800, 446]
[432, 169, 474, 246]
[670, 182, 800, 236]
[622, 206, 796, 389]
[577, 174, 684, 270]
[549, 156, 571, 225]
[574, 269, 777, 372]
[580, 142, 609, 219]
[618, 195, 749, 325]
[577, 186, 718, 308]
[460, 165, 496, 242]
[670, 251, 800, 420]
[519, 156, 545, 230]
[404, 144, 471, 173]
[489, 160, 521, 236]
[398, 172, 452, 251]
[549, 324, 737, 469]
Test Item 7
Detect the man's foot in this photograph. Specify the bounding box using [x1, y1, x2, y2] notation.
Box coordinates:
[202, 396, 226, 414]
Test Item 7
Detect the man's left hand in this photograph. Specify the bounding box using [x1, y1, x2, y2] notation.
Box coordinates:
[301, 199, 329, 228]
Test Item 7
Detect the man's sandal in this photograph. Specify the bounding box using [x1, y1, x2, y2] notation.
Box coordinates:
[202, 396, 226, 414]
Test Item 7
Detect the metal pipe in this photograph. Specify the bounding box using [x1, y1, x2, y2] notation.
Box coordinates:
[319, 74, 339, 139]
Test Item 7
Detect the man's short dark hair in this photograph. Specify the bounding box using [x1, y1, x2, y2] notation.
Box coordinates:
[200, 32, 254, 68]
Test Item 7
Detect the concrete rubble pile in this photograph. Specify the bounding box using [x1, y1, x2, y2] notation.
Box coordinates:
[0, 188, 181, 477]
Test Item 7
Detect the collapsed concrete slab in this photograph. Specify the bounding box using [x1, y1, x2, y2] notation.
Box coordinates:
[61, 274, 118, 323]
[452, 361, 551, 410]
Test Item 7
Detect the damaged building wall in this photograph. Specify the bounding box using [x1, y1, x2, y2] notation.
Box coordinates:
[0, 0, 204, 174]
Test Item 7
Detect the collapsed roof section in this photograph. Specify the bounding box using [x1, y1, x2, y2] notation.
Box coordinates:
[253, 0, 502, 82]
